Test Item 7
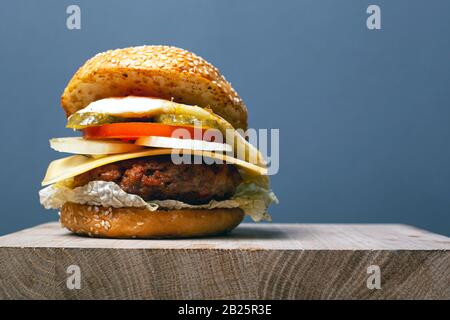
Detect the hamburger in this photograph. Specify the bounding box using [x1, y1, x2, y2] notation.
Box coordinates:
[39, 45, 277, 238]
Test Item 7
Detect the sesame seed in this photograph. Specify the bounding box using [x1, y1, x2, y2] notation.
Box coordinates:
[103, 221, 111, 230]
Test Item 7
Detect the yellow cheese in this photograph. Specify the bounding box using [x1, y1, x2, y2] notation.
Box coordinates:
[42, 148, 268, 186]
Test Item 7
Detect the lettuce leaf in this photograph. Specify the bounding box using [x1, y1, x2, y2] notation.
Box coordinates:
[231, 182, 278, 222]
[39, 180, 277, 222]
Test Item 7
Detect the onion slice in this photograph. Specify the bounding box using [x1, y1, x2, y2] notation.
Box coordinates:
[135, 136, 232, 152]
[50, 137, 144, 155]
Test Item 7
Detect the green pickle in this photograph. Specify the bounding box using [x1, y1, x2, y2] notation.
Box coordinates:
[66, 112, 126, 129]
[154, 114, 218, 129]
[67, 111, 219, 130]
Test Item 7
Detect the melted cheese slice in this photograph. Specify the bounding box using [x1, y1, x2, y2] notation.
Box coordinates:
[42, 148, 267, 186]
[76, 96, 174, 117]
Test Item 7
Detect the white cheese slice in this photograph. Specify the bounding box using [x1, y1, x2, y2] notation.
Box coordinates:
[135, 136, 232, 152]
[76, 96, 169, 116]
[50, 137, 144, 155]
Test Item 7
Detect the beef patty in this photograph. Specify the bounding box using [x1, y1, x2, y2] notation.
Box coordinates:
[73, 156, 242, 204]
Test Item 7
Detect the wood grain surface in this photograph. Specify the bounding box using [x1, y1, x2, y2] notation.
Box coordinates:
[0, 222, 449, 299]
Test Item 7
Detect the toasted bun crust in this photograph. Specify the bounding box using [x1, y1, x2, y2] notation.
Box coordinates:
[61, 45, 248, 130]
[60, 202, 244, 238]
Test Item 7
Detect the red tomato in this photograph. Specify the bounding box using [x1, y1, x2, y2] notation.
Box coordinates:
[83, 122, 208, 141]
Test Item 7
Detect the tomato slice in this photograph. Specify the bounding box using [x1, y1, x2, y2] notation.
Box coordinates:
[83, 122, 207, 141]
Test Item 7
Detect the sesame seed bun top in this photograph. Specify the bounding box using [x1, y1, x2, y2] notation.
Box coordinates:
[61, 45, 248, 130]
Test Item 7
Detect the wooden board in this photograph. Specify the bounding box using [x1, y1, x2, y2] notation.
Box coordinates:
[0, 222, 448, 299]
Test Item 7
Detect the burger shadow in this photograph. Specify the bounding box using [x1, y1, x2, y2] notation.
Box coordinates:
[60, 225, 288, 241]
[213, 225, 288, 240]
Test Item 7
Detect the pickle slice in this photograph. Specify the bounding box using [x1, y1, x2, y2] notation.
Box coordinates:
[67, 112, 219, 130]
[67, 112, 127, 129]
[154, 114, 218, 129]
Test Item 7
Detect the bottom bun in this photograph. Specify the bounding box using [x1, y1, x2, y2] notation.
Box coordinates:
[60, 202, 244, 238]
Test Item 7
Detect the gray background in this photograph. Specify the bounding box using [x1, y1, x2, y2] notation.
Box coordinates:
[0, 0, 449, 236]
